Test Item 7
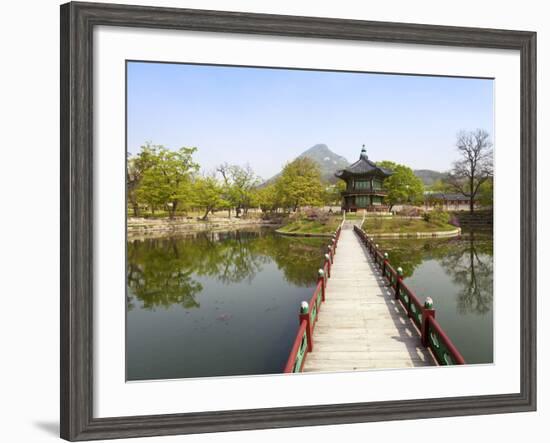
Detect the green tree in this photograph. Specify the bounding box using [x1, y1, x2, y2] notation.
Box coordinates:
[229, 164, 260, 217]
[216, 163, 261, 217]
[193, 175, 225, 220]
[252, 184, 280, 213]
[127, 156, 141, 216]
[276, 158, 324, 211]
[323, 180, 346, 206]
[126, 143, 157, 216]
[428, 178, 453, 193]
[136, 144, 199, 217]
[377, 161, 425, 211]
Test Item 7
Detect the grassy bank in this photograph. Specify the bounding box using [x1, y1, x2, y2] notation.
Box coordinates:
[277, 216, 342, 235]
[362, 217, 457, 234]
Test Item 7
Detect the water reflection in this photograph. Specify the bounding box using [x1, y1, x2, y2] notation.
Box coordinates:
[437, 231, 493, 315]
[126, 229, 328, 380]
[376, 230, 493, 363]
[377, 231, 493, 314]
[127, 230, 326, 311]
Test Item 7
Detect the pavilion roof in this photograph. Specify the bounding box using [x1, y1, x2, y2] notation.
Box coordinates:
[335, 146, 393, 179]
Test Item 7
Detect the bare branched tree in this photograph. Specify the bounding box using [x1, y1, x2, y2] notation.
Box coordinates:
[447, 129, 493, 214]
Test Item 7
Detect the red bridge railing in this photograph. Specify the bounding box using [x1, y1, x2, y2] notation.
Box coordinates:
[283, 222, 343, 373]
[353, 225, 466, 366]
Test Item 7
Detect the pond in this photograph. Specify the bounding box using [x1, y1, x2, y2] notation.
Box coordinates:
[126, 229, 327, 381]
[376, 230, 493, 364]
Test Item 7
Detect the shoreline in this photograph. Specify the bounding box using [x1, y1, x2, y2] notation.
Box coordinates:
[127, 217, 461, 240]
[363, 227, 462, 239]
[127, 216, 282, 240]
[274, 229, 334, 238]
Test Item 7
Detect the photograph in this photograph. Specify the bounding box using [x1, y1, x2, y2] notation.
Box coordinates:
[125, 61, 494, 380]
[0, 0, 542, 441]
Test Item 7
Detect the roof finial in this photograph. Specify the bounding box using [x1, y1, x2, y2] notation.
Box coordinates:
[360, 144, 368, 160]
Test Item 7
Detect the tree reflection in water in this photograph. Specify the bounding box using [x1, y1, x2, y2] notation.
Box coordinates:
[127, 229, 326, 311]
[127, 237, 204, 310]
[437, 231, 493, 315]
[377, 230, 493, 315]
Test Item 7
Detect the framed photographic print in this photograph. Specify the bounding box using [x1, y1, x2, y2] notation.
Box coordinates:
[60, 1, 536, 441]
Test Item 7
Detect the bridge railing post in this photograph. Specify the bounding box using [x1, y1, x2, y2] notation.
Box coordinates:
[300, 301, 313, 352]
[382, 252, 389, 280]
[396, 267, 403, 300]
[318, 269, 325, 302]
[324, 254, 331, 278]
[421, 297, 435, 347]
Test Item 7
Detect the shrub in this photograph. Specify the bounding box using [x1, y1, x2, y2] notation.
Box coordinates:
[424, 208, 450, 225]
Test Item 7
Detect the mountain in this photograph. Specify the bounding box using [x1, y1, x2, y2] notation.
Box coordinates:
[413, 169, 446, 187]
[264, 144, 350, 185]
[263, 144, 444, 187]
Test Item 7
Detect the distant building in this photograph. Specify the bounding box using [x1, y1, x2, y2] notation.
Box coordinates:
[335, 146, 393, 212]
[424, 192, 478, 211]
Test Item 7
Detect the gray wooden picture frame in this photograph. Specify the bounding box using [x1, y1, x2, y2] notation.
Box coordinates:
[60, 1, 537, 441]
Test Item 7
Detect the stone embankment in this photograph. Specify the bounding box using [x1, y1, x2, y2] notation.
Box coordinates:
[365, 227, 461, 239]
[127, 216, 281, 239]
[453, 210, 493, 230]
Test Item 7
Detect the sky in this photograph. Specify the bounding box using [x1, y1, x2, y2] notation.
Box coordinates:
[127, 61, 494, 180]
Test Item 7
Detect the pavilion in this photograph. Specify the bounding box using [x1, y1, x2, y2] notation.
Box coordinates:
[335, 145, 393, 212]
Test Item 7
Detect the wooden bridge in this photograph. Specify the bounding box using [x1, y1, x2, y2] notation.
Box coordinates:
[284, 221, 465, 373]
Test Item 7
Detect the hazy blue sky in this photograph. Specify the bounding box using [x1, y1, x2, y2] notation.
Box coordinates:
[127, 61, 493, 180]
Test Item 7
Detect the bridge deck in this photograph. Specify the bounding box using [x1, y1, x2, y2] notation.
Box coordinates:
[302, 223, 434, 372]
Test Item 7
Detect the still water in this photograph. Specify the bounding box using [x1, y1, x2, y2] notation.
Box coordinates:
[127, 228, 493, 381]
[376, 230, 493, 364]
[126, 229, 327, 381]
